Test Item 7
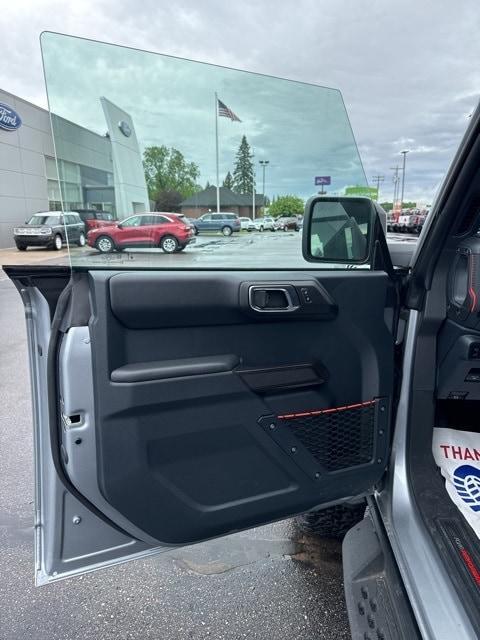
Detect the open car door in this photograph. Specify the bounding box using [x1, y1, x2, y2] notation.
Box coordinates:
[4, 33, 397, 585]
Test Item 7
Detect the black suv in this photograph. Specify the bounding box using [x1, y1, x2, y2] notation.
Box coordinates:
[13, 212, 86, 251]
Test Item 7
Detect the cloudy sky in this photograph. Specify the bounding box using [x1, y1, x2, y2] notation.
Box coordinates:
[2, 0, 479, 203]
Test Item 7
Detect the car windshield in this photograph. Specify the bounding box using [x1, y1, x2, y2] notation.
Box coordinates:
[27, 214, 61, 226]
[39, 33, 366, 269]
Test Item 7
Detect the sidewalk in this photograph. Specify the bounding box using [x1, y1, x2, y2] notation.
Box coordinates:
[0, 246, 70, 269]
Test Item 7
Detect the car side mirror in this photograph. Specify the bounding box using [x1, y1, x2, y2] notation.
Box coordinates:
[302, 196, 382, 264]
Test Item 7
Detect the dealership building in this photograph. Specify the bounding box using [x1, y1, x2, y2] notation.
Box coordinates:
[0, 89, 149, 249]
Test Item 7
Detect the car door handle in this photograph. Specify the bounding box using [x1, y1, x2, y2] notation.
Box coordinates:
[248, 285, 300, 312]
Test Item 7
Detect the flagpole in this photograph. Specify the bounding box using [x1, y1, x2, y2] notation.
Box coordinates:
[252, 148, 256, 220]
[215, 92, 220, 214]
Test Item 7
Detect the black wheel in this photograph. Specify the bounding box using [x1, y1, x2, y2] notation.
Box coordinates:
[296, 502, 366, 540]
[77, 232, 86, 247]
[53, 234, 63, 251]
[95, 235, 115, 253]
[16, 244, 27, 251]
[259, 225, 264, 232]
[160, 235, 179, 253]
[221, 226, 233, 237]
[174, 245, 186, 252]
[194, 227, 199, 235]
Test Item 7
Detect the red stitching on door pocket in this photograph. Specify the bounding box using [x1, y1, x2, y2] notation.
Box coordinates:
[277, 399, 377, 421]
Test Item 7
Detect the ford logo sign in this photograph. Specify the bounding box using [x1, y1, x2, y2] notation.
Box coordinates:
[118, 120, 132, 137]
[0, 102, 22, 132]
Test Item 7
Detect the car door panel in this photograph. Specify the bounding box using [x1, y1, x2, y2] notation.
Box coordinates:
[56, 269, 394, 546]
[6, 265, 395, 582]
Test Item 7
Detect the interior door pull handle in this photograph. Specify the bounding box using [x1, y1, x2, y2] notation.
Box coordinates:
[248, 286, 300, 312]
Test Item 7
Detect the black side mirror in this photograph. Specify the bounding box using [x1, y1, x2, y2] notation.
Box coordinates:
[302, 196, 381, 264]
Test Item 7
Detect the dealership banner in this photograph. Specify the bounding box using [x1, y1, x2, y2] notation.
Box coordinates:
[433, 427, 480, 537]
[344, 185, 378, 199]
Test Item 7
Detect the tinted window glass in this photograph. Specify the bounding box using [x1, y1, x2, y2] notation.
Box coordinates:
[28, 215, 61, 226]
[121, 216, 142, 228]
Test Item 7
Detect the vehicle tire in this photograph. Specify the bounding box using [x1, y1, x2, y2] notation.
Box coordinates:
[53, 234, 63, 251]
[221, 226, 233, 237]
[259, 225, 264, 232]
[160, 235, 179, 253]
[194, 227, 199, 236]
[283, 226, 288, 232]
[95, 235, 115, 253]
[296, 501, 366, 540]
[77, 232, 86, 247]
[16, 244, 27, 251]
[174, 245, 186, 252]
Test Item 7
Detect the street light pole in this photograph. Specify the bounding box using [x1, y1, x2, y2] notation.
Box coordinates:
[390, 165, 401, 209]
[259, 160, 269, 213]
[371, 175, 384, 201]
[400, 150, 409, 211]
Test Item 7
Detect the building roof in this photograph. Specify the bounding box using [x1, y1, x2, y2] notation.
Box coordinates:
[180, 186, 265, 207]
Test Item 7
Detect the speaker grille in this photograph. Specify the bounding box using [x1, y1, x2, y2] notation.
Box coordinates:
[278, 401, 376, 471]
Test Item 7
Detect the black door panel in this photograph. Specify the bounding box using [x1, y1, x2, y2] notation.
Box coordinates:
[61, 269, 394, 544]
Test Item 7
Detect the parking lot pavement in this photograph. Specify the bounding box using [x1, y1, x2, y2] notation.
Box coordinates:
[0, 275, 350, 640]
[0, 229, 418, 271]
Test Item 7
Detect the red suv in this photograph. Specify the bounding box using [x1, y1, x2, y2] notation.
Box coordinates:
[87, 213, 195, 253]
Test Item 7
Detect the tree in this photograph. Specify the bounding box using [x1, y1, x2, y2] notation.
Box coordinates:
[223, 171, 234, 190]
[268, 194, 304, 217]
[154, 189, 184, 212]
[143, 145, 200, 211]
[232, 135, 255, 194]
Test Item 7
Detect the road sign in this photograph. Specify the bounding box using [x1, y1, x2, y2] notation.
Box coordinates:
[314, 176, 331, 186]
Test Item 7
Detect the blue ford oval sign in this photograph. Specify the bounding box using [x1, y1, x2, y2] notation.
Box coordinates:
[118, 120, 131, 137]
[0, 103, 22, 131]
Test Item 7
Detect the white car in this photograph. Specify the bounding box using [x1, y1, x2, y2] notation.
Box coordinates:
[254, 216, 276, 231]
[239, 216, 255, 231]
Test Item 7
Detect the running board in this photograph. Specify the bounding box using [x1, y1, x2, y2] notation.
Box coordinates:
[436, 516, 480, 623]
[342, 505, 420, 640]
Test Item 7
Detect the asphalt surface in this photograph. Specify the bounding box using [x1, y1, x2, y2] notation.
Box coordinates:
[0, 228, 418, 270]
[0, 255, 351, 640]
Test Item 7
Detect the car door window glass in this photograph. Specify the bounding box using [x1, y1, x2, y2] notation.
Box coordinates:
[41, 33, 368, 269]
[141, 216, 157, 225]
[121, 216, 142, 228]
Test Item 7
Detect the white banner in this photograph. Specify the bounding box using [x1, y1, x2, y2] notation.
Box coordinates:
[433, 427, 480, 537]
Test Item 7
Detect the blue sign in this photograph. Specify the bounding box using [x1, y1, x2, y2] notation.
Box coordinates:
[0, 102, 22, 131]
[118, 120, 132, 137]
[315, 176, 331, 186]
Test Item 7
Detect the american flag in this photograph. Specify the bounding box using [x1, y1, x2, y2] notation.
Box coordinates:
[217, 99, 241, 122]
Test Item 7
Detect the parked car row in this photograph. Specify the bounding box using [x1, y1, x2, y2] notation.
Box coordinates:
[13, 209, 302, 253]
[186, 212, 301, 234]
[387, 208, 429, 234]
